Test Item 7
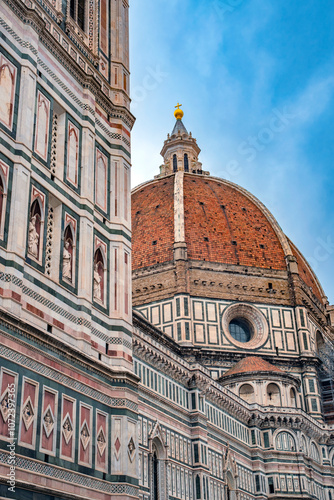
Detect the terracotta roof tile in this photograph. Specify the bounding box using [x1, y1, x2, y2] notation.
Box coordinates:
[223, 356, 283, 377]
[132, 177, 174, 270]
[183, 176, 286, 270]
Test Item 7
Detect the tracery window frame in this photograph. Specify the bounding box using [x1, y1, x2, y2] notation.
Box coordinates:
[70, 0, 87, 32]
[275, 431, 296, 452]
[65, 0, 97, 54]
[173, 154, 177, 173]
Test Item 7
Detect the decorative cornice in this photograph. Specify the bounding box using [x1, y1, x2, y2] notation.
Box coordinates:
[3, 0, 135, 129]
[0, 309, 139, 389]
[133, 312, 334, 443]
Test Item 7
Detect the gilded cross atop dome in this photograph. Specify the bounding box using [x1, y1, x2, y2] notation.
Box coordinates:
[174, 102, 184, 120]
[157, 105, 209, 178]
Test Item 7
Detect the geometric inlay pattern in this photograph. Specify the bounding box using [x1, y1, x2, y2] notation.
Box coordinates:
[62, 413, 73, 445]
[97, 427, 106, 456]
[0, 340, 137, 412]
[114, 436, 121, 460]
[128, 437, 136, 462]
[0, 389, 10, 423]
[0, 271, 132, 349]
[0, 451, 137, 495]
[22, 396, 35, 431]
[42, 405, 55, 438]
[80, 420, 90, 451]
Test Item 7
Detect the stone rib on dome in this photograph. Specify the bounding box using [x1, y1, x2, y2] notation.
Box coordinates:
[222, 356, 283, 377]
[288, 239, 323, 303]
[132, 173, 287, 271]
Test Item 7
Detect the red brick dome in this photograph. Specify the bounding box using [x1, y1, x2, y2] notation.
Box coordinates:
[131, 172, 324, 302]
[132, 173, 286, 270]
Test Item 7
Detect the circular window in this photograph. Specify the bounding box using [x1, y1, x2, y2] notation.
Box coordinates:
[229, 318, 253, 343]
[222, 303, 269, 349]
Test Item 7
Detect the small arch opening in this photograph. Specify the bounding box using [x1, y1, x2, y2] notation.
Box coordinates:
[94, 248, 105, 303]
[289, 387, 297, 408]
[28, 198, 42, 259]
[316, 330, 325, 354]
[184, 153, 189, 172]
[63, 225, 74, 282]
[267, 383, 281, 406]
[173, 154, 177, 172]
[275, 431, 296, 451]
[239, 383, 255, 404]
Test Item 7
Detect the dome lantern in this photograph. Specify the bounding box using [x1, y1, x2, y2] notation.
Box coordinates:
[157, 105, 205, 178]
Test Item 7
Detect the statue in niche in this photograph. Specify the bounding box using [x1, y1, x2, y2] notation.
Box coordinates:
[28, 214, 39, 258]
[63, 240, 72, 281]
[93, 262, 102, 301]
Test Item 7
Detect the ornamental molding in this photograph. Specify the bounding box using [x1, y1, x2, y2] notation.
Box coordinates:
[2, 0, 135, 129]
[0, 451, 138, 496]
[133, 327, 334, 444]
[0, 306, 138, 392]
[0, 320, 138, 414]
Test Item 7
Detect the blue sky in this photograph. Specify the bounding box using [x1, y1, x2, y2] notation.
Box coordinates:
[129, 0, 334, 304]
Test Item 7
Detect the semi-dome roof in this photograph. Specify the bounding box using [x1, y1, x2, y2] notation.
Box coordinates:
[222, 356, 283, 377]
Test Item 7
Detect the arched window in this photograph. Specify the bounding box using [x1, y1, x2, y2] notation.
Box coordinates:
[226, 471, 236, 500]
[70, 0, 86, 31]
[195, 474, 201, 499]
[184, 153, 189, 172]
[173, 154, 177, 172]
[28, 199, 42, 260]
[267, 383, 281, 406]
[316, 331, 325, 354]
[310, 442, 320, 463]
[63, 225, 74, 283]
[275, 432, 296, 451]
[289, 387, 297, 407]
[93, 248, 105, 303]
[239, 384, 255, 404]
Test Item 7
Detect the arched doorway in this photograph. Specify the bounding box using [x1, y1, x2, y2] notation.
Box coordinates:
[150, 436, 167, 500]
[152, 444, 159, 499]
[226, 470, 236, 500]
